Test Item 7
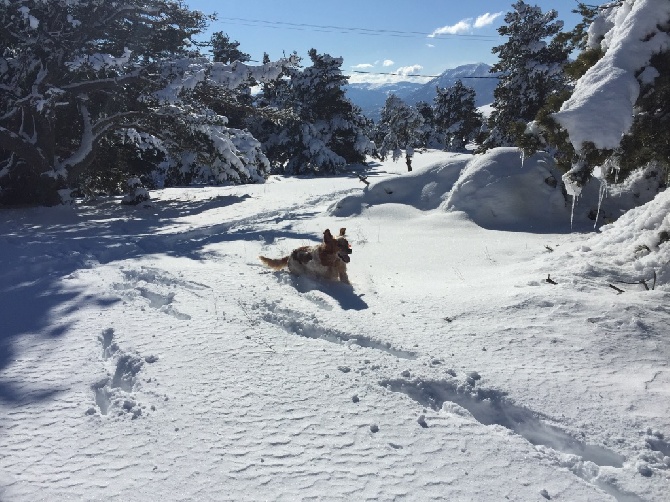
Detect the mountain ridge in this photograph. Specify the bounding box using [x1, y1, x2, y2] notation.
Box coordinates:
[346, 63, 497, 121]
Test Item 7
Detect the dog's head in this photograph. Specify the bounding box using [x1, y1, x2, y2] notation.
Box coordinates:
[324, 228, 352, 264]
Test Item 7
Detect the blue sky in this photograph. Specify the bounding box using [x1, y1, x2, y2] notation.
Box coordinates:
[184, 1, 582, 83]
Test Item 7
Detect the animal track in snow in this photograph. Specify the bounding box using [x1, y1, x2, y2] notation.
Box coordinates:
[90, 328, 157, 419]
[138, 288, 191, 320]
[260, 304, 416, 359]
[380, 377, 625, 468]
[112, 266, 198, 320]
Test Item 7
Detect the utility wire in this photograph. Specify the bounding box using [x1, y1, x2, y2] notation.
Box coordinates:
[215, 16, 502, 41]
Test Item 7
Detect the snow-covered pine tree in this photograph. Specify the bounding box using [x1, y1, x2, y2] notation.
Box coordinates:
[0, 1, 295, 205]
[481, 1, 569, 151]
[373, 94, 424, 172]
[197, 32, 255, 130]
[414, 101, 439, 148]
[257, 49, 373, 174]
[210, 32, 251, 65]
[433, 81, 483, 151]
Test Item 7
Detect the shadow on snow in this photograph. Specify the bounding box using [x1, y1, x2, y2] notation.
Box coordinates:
[0, 192, 319, 404]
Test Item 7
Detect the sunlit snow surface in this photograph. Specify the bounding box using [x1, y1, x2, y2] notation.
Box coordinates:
[1, 150, 669, 501]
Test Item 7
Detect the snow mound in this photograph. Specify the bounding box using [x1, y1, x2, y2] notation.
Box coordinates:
[330, 155, 469, 216]
[442, 148, 577, 232]
[562, 188, 670, 289]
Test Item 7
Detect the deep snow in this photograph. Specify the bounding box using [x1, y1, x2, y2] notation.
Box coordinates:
[1, 150, 669, 501]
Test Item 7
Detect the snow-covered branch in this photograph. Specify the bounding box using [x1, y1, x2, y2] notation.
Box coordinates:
[553, 0, 670, 153]
[0, 125, 50, 172]
[59, 69, 145, 94]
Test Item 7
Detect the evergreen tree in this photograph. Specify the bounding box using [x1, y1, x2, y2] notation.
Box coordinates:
[255, 49, 373, 174]
[433, 81, 483, 151]
[414, 101, 439, 148]
[0, 0, 295, 205]
[482, 1, 569, 150]
[373, 94, 424, 172]
[210, 32, 251, 64]
[196, 33, 254, 129]
[514, 3, 606, 172]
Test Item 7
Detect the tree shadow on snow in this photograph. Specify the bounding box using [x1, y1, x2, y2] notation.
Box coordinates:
[0, 192, 321, 403]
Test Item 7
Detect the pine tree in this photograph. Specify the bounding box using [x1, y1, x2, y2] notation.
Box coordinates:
[210, 32, 251, 65]
[373, 94, 424, 172]
[414, 101, 438, 148]
[0, 1, 296, 205]
[197, 33, 254, 129]
[482, 1, 569, 150]
[255, 49, 373, 174]
[433, 81, 483, 151]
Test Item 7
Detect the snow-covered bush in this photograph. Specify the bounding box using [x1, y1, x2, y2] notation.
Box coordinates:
[121, 177, 150, 206]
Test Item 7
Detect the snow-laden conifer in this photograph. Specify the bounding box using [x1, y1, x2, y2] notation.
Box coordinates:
[373, 95, 424, 171]
[482, 1, 569, 150]
[0, 0, 296, 205]
[433, 81, 483, 151]
[253, 49, 373, 174]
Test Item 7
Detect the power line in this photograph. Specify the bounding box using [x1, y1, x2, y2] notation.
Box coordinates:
[215, 16, 502, 41]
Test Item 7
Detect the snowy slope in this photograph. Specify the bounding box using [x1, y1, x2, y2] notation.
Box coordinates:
[1, 150, 669, 501]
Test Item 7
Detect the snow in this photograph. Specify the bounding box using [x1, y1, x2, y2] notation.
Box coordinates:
[1, 149, 670, 501]
[67, 48, 133, 72]
[553, 0, 670, 152]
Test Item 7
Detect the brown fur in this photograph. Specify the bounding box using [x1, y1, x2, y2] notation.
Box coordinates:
[259, 228, 352, 284]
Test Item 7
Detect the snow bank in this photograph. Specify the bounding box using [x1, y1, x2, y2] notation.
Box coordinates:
[330, 154, 470, 216]
[572, 188, 670, 288]
[442, 148, 575, 231]
[553, 0, 670, 152]
[332, 149, 617, 231]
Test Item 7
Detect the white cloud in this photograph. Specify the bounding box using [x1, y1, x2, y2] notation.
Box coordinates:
[429, 19, 472, 37]
[382, 59, 394, 67]
[351, 63, 374, 69]
[474, 11, 504, 28]
[347, 72, 432, 85]
[426, 43, 435, 48]
[396, 64, 423, 76]
[346, 64, 430, 84]
[429, 12, 504, 37]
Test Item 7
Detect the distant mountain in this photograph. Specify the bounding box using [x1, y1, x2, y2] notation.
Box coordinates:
[346, 63, 497, 121]
[344, 81, 424, 121]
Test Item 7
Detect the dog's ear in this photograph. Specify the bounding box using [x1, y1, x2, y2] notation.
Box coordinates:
[323, 229, 333, 243]
[339, 228, 346, 236]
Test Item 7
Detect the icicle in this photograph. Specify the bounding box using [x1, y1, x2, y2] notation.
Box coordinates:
[594, 177, 607, 229]
[570, 194, 577, 230]
[520, 149, 525, 168]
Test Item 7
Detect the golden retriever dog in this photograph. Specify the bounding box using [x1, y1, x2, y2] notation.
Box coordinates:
[259, 228, 352, 284]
